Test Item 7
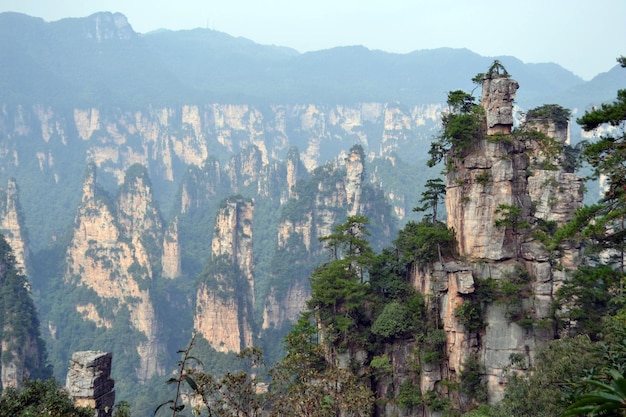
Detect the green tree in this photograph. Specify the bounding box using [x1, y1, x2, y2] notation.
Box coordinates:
[491, 336, 606, 417]
[269, 314, 373, 417]
[413, 178, 447, 223]
[428, 90, 485, 168]
[494, 204, 529, 259]
[0, 234, 51, 386]
[574, 56, 626, 283]
[556, 265, 623, 340]
[394, 219, 457, 268]
[371, 301, 410, 339]
[0, 378, 93, 417]
[309, 216, 374, 347]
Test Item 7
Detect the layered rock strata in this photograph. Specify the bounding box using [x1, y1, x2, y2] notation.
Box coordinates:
[66, 351, 115, 417]
[64, 164, 166, 381]
[414, 76, 583, 406]
[194, 197, 255, 353]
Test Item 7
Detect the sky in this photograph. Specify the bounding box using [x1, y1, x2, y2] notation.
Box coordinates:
[1, 0, 624, 81]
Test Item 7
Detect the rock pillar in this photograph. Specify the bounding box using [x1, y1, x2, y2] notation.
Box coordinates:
[66, 351, 115, 417]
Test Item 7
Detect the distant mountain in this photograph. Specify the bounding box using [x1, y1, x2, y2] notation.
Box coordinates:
[2, 11, 621, 109]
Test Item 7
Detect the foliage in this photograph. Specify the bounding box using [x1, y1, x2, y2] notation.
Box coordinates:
[562, 369, 626, 417]
[0, 234, 51, 384]
[413, 177, 447, 223]
[556, 265, 625, 340]
[422, 329, 446, 365]
[270, 313, 374, 417]
[568, 58, 626, 289]
[0, 378, 93, 417]
[369, 354, 392, 375]
[113, 400, 132, 417]
[491, 335, 606, 417]
[526, 104, 572, 129]
[398, 380, 423, 410]
[369, 248, 411, 301]
[371, 301, 411, 339]
[428, 90, 486, 168]
[459, 357, 488, 404]
[308, 216, 374, 347]
[494, 204, 529, 259]
[395, 219, 457, 268]
[472, 60, 511, 83]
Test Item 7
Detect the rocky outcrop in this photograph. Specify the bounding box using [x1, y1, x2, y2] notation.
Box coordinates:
[0, 179, 29, 274]
[345, 147, 364, 216]
[0, 102, 441, 246]
[0, 234, 48, 390]
[195, 197, 255, 353]
[64, 164, 165, 381]
[162, 217, 182, 279]
[413, 77, 583, 407]
[66, 351, 115, 417]
[482, 76, 519, 135]
[263, 148, 394, 331]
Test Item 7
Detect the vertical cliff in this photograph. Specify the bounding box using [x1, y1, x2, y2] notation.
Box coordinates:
[0, 179, 30, 275]
[0, 235, 49, 389]
[263, 145, 395, 334]
[194, 197, 255, 353]
[64, 163, 165, 382]
[66, 351, 115, 417]
[411, 75, 583, 407]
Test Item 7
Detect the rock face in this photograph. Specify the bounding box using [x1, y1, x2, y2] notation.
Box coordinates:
[64, 164, 166, 381]
[0, 102, 441, 255]
[482, 76, 519, 135]
[0, 234, 48, 390]
[263, 147, 394, 332]
[412, 77, 583, 407]
[66, 351, 115, 417]
[194, 197, 255, 353]
[0, 179, 29, 275]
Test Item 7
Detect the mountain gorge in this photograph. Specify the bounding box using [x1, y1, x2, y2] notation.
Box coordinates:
[0, 10, 624, 416]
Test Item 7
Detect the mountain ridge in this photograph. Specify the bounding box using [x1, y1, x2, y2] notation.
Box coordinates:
[2, 11, 622, 108]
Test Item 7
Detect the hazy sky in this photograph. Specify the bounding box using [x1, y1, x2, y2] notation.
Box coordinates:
[1, 0, 624, 80]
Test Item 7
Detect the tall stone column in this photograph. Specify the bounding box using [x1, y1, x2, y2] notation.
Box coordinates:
[66, 351, 115, 417]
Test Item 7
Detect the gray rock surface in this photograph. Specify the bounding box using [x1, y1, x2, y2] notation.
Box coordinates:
[66, 351, 115, 417]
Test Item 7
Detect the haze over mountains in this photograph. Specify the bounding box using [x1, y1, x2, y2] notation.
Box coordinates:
[0, 10, 625, 417]
[1, 11, 624, 109]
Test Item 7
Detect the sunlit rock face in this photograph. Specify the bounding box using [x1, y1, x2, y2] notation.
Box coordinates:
[482, 76, 519, 135]
[194, 197, 255, 353]
[0, 179, 30, 275]
[64, 164, 165, 382]
[411, 77, 584, 406]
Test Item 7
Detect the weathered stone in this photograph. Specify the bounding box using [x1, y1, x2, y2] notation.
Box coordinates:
[419, 76, 585, 409]
[481, 77, 519, 135]
[66, 351, 115, 417]
[195, 197, 255, 353]
[65, 165, 165, 382]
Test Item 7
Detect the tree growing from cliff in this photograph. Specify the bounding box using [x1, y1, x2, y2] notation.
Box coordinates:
[554, 57, 626, 337]
[309, 216, 373, 348]
[413, 177, 446, 223]
[494, 204, 529, 259]
[428, 89, 485, 168]
[575, 58, 626, 281]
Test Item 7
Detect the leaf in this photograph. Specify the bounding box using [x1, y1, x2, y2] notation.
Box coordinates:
[184, 374, 198, 391]
[154, 400, 174, 415]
